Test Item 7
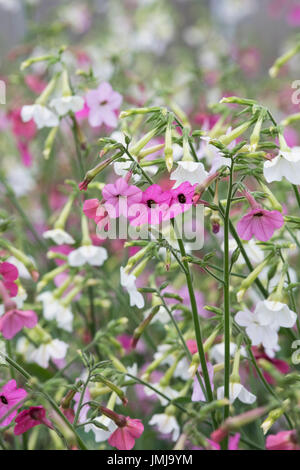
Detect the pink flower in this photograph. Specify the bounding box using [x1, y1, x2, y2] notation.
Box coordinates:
[25, 75, 47, 94]
[166, 182, 196, 219]
[237, 190, 284, 242]
[0, 380, 27, 427]
[14, 406, 53, 435]
[108, 417, 144, 450]
[83, 198, 100, 220]
[85, 82, 123, 128]
[266, 430, 300, 450]
[103, 178, 143, 218]
[49, 244, 73, 266]
[199, 433, 240, 450]
[129, 184, 171, 226]
[0, 261, 19, 297]
[192, 362, 214, 402]
[0, 308, 38, 339]
[186, 339, 198, 355]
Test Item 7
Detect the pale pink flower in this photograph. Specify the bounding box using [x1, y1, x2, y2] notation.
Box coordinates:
[86, 82, 122, 128]
[237, 191, 284, 242]
[103, 178, 142, 218]
[129, 184, 171, 226]
[0, 380, 27, 427]
[192, 362, 214, 402]
[0, 308, 38, 339]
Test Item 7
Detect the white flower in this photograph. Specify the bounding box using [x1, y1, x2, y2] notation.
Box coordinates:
[37, 291, 73, 332]
[222, 238, 264, 265]
[50, 96, 84, 116]
[68, 245, 108, 267]
[210, 342, 239, 363]
[85, 415, 117, 442]
[149, 414, 180, 441]
[0, 290, 27, 317]
[170, 161, 208, 188]
[217, 383, 256, 405]
[120, 267, 144, 309]
[235, 307, 279, 350]
[6, 166, 35, 197]
[0, 0, 20, 11]
[30, 339, 68, 368]
[0, 340, 6, 364]
[6, 256, 31, 279]
[255, 300, 297, 329]
[43, 228, 75, 245]
[263, 148, 300, 185]
[21, 104, 59, 129]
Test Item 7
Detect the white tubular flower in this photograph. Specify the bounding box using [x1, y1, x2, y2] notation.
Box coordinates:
[85, 416, 117, 443]
[235, 308, 279, 350]
[21, 104, 59, 129]
[263, 147, 300, 185]
[217, 383, 256, 405]
[16, 337, 35, 363]
[37, 291, 73, 332]
[144, 383, 179, 406]
[50, 96, 84, 116]
[222, 238, 264, 265]
[43, 228, 75, 245]
[120, 267, 145, 309]
[68, 245, 108, 267]
[170, 161, 208, 188]
[210, 342, 246, 363]
[149, 413, 180, 441]
[30, 339, 68, 368]
[255, 300, 297, 329]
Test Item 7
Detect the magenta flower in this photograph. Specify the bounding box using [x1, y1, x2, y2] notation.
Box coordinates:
[266, 430, 300, 450]
[129, 184, 172, 226]
[237, 190, 284, 242]
[14, 406, 53, 435]
[0, 380, 27, 427]
[166, 182, 196, 219]
[108, 417, 144, 450]
[192, 362, 214, 402]
[0, 261, 19, 297]
[286, 6, 300, 27]
[103, 178, 143, 218]
[85, 82, 122, 128]
[0, 308, 38, 339]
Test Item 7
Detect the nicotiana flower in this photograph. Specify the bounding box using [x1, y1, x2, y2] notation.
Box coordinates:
[170, 161, 208, 188]
[85, 82, 122, 128]
[129, 184, 171, 227]
[144, 383, 179, 407]
[263, 147, 300, 185]
[103, 178, 143, 219]
[210, 342, 247, 363]
[0, 380, 27, 427]
[14, 406, 53, 435]
[0, 261, 19, 297]
[149, 413, 180, 441]
[21, 104, 59, 129]
[68, 245, 108, 267]
[237, 191, 284, 242]
[120, 267, 145, 309]
[30, 339, 68, 368]
[85, 415, 117, 443]
[222, 238, 264, 265]
[255, 300, 297, 329]
[166, 182, 196, 219]
[0, 308, 38, 340]
[37, 291, 73, 332]
[192, 362, 214, 402]
[266, 430, 300, 450]
[217, 382, 256, 405]
[108, 416, 144, 451]
[235, 307, 279, 351]
[43, 228, 75, 245]
[49, 95, 84, 116]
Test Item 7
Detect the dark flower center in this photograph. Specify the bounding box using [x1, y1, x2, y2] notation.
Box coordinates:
[178, 194, 186, 204]
[100, 100, 108, 105]
[147, 199, 156, 208]
[0, 395, 8, 405]
[29, 408, 40, 421]
[253, 212, 264, 217]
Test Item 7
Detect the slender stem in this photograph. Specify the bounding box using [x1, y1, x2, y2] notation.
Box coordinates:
[176, 238, 215, 416]
[223, 162, 234, 432]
